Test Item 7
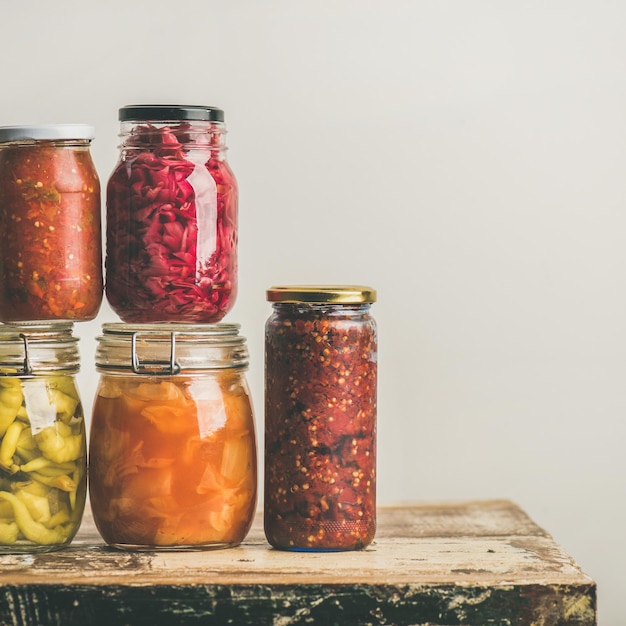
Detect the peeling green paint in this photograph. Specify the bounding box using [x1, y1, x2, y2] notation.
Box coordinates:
[0, 582, 596, 626]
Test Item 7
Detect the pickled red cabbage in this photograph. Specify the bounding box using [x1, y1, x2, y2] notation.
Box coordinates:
[105, 124, 238, 322]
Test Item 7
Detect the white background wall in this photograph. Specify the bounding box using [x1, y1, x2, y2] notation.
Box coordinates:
[1, 1, 624, 622]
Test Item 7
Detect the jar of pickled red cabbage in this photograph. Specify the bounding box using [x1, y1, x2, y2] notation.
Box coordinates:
[265, 286, 377, 551]
[0, 323, 87, 553]
[105, 105, 238, 323]
[0, 125, 103, 323]
[90, 323, 257, 550]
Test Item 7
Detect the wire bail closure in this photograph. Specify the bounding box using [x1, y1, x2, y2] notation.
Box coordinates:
[130, 332, 181, 375]
[0, 333, 34, 377]
[19, 333, 33, 375]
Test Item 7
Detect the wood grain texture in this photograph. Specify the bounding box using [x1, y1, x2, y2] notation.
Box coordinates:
[0, 500, 596, 626]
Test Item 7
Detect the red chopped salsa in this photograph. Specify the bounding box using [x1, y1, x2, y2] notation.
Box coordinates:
[265, 300, 377, 550]
[0, 142, 102, 322]
[105, 122, 238, 323]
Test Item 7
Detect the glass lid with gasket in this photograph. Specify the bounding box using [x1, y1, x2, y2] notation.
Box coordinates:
[95, 323, 249, 375]
[0, 323, 80, 375]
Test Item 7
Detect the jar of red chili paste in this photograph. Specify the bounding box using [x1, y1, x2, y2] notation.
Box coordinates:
[0, 125, 103, 323]
[89, 323, 257, 550]
[0, 323, 87, 553]
[264, 286, 377, 551]
[105, 105, 238, 323]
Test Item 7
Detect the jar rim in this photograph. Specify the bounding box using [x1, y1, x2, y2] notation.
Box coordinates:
[267, 285, 376, 304]
[119, 105, 224, 123]
[100, 322, 242, 340]
[0, 124, 95, 143]
[0, 322, 76, 340]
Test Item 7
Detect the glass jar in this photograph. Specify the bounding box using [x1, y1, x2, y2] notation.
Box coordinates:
[264, 286, 377, 551]
[105, 105, 238, 323]
[0, 125, 103, 323]
[0, 323, 87, 553]
[89, 323, 257, 550]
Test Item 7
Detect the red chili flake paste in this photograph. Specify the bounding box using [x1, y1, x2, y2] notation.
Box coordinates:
[264, 304, 377, 550]
[0, 144, 103, 322]
[105, 123, 238, 323]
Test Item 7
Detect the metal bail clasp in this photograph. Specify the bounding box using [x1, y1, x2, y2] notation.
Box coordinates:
[0, 334, 34, 376]
[0, 334, 35, 377]
[131, 332, 181, 375]
[18, 333, 33, 376]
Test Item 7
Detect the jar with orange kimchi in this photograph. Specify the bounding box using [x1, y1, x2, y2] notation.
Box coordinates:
[89, 323, 257, 550]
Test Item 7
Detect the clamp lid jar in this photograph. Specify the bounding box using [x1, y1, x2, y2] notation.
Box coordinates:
[89, 323, 257, 550]
[0, 323, 87, 553]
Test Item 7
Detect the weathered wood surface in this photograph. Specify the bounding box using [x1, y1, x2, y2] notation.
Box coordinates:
[0, 500, 596, 626]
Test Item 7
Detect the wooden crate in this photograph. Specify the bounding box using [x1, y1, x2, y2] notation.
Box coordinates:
[0, 500, 596, 625]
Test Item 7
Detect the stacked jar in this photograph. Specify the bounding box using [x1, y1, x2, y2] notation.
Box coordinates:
[0, 110, 377, 555]
[0, 124, 101, 551]
[89, 105, 257, 550]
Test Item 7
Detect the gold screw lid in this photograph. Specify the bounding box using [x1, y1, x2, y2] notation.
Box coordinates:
[266, 285, 376, 304]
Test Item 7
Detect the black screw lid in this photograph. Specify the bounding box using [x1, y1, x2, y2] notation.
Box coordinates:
[119, 105, 225, 123]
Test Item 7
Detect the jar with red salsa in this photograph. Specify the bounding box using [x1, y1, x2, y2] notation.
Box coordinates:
[105, 105, 238, 323]
[264, 286, 377, 551]
[0, 125, 103, 323]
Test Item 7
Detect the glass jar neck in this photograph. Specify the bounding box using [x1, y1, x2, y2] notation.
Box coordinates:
[95, 322, 248, 374]
[0, 323, 79, 375]
[271, 302, 372, 317]
[119, 120, 227, 154]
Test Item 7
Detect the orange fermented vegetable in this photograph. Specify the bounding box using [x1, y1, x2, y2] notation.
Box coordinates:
[89, 374, 256, 549]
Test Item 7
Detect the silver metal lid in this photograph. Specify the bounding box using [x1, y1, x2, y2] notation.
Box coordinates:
[0, 124, 95, 143]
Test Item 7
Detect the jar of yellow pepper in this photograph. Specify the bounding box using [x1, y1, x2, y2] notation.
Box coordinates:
[0, 323, 87, 552]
